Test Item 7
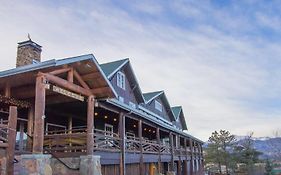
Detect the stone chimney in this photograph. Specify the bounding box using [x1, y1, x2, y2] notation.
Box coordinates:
[16, 37, 42, 67]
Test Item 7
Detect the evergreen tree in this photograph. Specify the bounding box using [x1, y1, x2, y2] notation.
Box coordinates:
[205, 130, 236, 174]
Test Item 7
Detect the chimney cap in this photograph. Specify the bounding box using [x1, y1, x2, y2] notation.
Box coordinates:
[18, 39, 42, 51]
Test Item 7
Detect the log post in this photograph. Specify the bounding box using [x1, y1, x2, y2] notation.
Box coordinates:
[119, 112, 125, 175]
[139, 119, 144, 175]
[4, 83, 11, 97]
[156, 127, 161, 173]
[87, 95, 95, 155]
[183, 139, 188, 175]
[7, 106, 17, 175]
[32, 75, 46, 153]
[27, 106, 34, 151]
[189, 139, 194, 175]
[169, 132, 175, 171]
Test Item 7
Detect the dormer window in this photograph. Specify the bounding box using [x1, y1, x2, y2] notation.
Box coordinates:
[117, 71, 125, 90]
[155, 100, 162, 112]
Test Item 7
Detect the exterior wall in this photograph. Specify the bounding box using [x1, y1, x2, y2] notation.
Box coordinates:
[173, 117, 184, 130]
[110, 69, 138, 106]
[142, 96, 171, 122]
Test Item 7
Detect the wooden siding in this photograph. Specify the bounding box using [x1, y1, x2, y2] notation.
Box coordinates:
[142, 96, 171, 122]
[110, 69, 138, 106]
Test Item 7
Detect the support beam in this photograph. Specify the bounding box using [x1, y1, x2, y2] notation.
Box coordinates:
[87, 95, 95, 155]
[32, 76, 46, 153]
[40, 72, 92, 96]
[139, 120, 144, 175]
[119, 112, 125, 175]
[156, 127, 161, 173]
[189, 139, 194, 175]
[169, 132, 175, 171]
[67, 68, 74, 83]
[177, 160, 181, 175]
[68, 116, 73, 133]
[73, 69, 90, 89]
[27, 106, 34, 151]
[49, 67, 71, 75]
[7, 106, 17, 175]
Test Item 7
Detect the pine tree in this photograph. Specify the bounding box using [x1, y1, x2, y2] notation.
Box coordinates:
[265, 159, 273, 175]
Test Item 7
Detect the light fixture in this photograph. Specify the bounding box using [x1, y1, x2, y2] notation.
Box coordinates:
[104, 115, 108, 119]
[133, 124, 136, 128]
[94, 112, 98, 116]
[144, 128, 147, 131]
[149, 129, 151, 132]
[152, 131, 155, 133]
[113, 118, 117, 121]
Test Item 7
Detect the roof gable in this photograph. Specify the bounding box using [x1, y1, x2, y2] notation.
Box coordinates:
[100, 59, 145, 103]
[172, 106, 187, 130]
[143, 91, 175, 122]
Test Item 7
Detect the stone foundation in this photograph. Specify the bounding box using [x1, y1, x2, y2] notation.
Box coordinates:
[20, 154, 52, 175]
[51, 157, 80, 175]
[80, 155, 101, 175]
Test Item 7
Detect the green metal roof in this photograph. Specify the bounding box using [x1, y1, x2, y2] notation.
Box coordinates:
[100, 58, 128, 77]
[172, 106, 182, 120]
[143, 91, 163, 102]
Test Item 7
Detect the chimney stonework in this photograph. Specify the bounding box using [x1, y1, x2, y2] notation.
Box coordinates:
[16, 40, 42, 67]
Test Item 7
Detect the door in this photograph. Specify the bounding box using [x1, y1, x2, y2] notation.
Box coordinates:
[104, 123, 113, 146]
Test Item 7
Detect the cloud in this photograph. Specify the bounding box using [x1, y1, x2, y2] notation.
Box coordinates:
[0, 0, 281, 141]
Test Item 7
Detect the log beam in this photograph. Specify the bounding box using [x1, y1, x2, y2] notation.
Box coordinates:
[49, 68, 71, 75]
[6, 106, 17, 175]
[40, 72, 92, 96]
[27, 106, 34, 151]
[32, 76, 46, 153]
[73, 69, 90, 90]
[81, 72, 100, 81]
[86, 95, 95, 154]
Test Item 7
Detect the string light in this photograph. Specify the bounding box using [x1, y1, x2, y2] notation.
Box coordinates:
[113, 118, 117, 121]
[133, 124, 136, 128]
[0, 95, 31, 108]
[144, 128, 147, 131]
[104, 115, 108, 119]
[94, 112, 98, 116]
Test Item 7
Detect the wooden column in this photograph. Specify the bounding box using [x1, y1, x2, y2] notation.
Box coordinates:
[27, 106, 34, 151]
[119, 112, 125, 175]
[68, 116, 73, 133]
[189, 139, 194, 175]
[87, 95, 95, 155]
[183, 139, 188, 175]
[169, 132, 175, 171]
[138, 120, 144, 175]
[156, 127, 161, 173]
[7, 106, 17, 175]
[32, 75, 46, 153]
[177, 160, 181, 175]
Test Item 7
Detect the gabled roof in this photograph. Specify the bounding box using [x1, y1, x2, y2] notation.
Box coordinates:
[143, 91, 163, 103]
[100, 59, 145, 103]
[143, 90, 176, 122]
[0, 54, 117, 99]
[172, 106, 188, 130]
[100, 59, 129, 78]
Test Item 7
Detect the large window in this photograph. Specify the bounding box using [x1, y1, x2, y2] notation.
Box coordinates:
[117, 71, 125, 90]
[155, 100, 162, 112]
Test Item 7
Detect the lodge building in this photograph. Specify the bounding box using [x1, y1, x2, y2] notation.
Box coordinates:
[0, 39, 204, 175]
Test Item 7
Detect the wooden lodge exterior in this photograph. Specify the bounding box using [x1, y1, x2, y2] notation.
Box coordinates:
[0, 39, 204, 175]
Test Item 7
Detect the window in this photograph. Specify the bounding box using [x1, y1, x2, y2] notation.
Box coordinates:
[129, 101, 136, 109]
[118, 96, 124, 103]
[155, 100, 162, 112]
[117, 71, 125, 90]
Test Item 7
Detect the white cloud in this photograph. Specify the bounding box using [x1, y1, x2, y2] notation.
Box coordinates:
[0, 0, 281, 141]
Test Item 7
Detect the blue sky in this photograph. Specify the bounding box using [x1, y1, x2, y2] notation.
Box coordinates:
[1, 0, 281, 140]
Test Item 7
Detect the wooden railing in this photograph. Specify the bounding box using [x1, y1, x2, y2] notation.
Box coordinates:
[44, 128, 87, 153]
[0, 121, 9, 148]
[43, 129, 199, 157]
[94, 129, 121, 152]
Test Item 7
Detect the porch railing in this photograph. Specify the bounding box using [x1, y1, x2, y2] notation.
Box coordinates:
[0, 121, 9, 148]
[94, 129, 121, 152]
[42, 128, 197, 157]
